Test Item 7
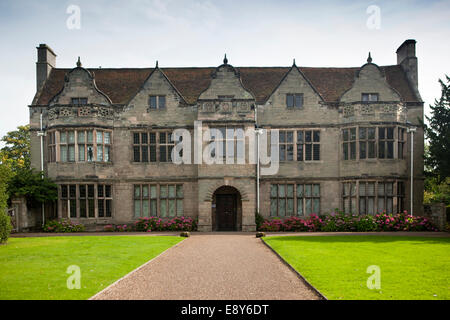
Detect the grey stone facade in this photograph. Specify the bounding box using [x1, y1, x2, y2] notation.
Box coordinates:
[29, 40, 424, 231]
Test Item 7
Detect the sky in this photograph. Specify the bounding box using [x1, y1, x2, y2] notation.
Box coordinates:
[0, 0, 449, 145]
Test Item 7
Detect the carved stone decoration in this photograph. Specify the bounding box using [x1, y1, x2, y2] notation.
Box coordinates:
[98, 107, 114, 118]
[220, 101, 232, 113]
[59, 108, 73, 117]
[48, 109, 58, 120]
[202, 102, 215, 113]
[237, 101, 250, 113]
[361, 104, 374, 115]
[343, 104, 355, 117]
[383, 104, 397, 114]
[78, 107, 91, 117]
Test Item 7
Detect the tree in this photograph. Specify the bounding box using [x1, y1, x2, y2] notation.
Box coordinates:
[0, 125, 30, 171]
[7, 168, 58, 209]
[0, 163, 13, 243]
[423, 75, 450, 182]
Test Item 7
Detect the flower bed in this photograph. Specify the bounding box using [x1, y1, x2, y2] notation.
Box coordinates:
[42, 219, 85, 233]
[103, 216, 197, 232]
[258, 211, 438, 232]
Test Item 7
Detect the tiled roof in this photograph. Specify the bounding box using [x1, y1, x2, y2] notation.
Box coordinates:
[34, 65, 420, 105]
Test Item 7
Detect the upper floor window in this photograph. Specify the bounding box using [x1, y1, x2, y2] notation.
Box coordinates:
[148, 95, 166, 109]
[71, 97, 88, 106]
[133, 131, 174, 163]
[361, 93, 379, 102]
[286, 94, 303, 108]
[277, 129, 320, 162]
[342, 126, 405, 160]
[47, 129, 111, 163]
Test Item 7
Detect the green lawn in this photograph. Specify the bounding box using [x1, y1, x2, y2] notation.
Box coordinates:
[263, 235, 450, 300]
[0, 235, 183, 300]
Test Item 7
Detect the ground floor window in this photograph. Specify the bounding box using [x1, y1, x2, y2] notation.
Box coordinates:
[134, 184, 183, 218]
[60, 184, 112, 218]
[341, 180, 405, 215]
[270, 183, 320, 217]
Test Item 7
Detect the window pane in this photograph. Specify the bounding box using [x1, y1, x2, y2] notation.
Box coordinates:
[295, 94, 303, 108]
[297, 184, 303, 197]
[104, 132, 110, 144]
[176, 185, 183, 198]
[343, 143, 348, 160]
[287, 184, 294, 197]
[367, 183, 375, 196]
[68, 131, 75, 143]
[379, 127, 385, 139]
[150, 199, 157, 215]
[68, 145, 75, 162]
[362, 94, 369, 102]
[359, 198, 366, 214]
[297, 144, 303, 161]
[350, 142, 356, 159]
[168, 199, 175, 217]
[313, 144, 320, 160]
[286, 131, 293, 143]
[106, 200, 112, 217]
[305, 198, 312, 215]
[305, 144, 312, 160]
[142, 200, 149, 217]
[134, 200, 141, 217]
[368, 127, 375, 139]
[312, 184, 320, 197]
[98, 200, 104, 217]
[270, 199, 277, 216]
[177, 199, 183, 216]
[160, 185, 167, 198]
[378, 141, 385, 158]
[287, 199, 294, 215]
[287, 145, 293, 161]
[150, 146, 157, 162]
[368, 142, 375, 158]
[368, 198, 375, 215]
[88, 199, 95, 217]
[305, 131, 312, 142]
[313, 131, 320, 142]
[360, 142, 366, 159]
[378, 198, 385, 213]
[286, 94, 294, 108]
[297, 131, 303, 142]
[60, 146, 67, 162]
[87, 146, 94, 161]
[80, 200, 86, 217]
[297, 199, 303, 215]
[387, 142, 393, 159]
[142, 185, 149, 198]
[313, 199, 320, 214]
[168, 185, 175, 198]
[60, 132, 67, 143]
[105, 146, 110, 162]
[141, 146, 148, 162]
[79, 145, 85, 161]
[304, 184, 312, 197]
[105, 185, 111, 197]
[96, 131, 103, 144]
[343, 129, 349, 141]
[279, 199, 286, 216]
[387, 127, 394, 139]
[270, 185, 277, 197]
[150, 185, 157, 199]
[359, 127, 366, 140]
[133, 132, 140, 144]
[98, 185, 104, 197]
[278, 184, 285, 197]
[97, 146, 103, 161]
[87, 131, 93, 143]
[160, 200, 167, 217]
[149, 96, 157, 109]
[70, 200, 77, 218]
[279, 145, 285, 161]
[159, 96, 166, 109]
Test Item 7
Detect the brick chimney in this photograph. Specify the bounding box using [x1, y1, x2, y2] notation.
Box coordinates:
[36, 44, 56, 91]
[396, 39, 421, 101]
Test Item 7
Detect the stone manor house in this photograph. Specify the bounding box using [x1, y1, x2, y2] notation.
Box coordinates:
[28, 39, 424, 231]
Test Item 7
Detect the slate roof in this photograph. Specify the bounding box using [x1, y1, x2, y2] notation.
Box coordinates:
[33, 64, 420, 106]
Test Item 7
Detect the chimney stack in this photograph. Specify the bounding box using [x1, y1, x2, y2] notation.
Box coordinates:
[36, 44, 56, 91]
[396, 39, 421, 101]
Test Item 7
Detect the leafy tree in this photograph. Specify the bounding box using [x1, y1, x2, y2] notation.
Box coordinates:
[7, 168, 58, 209]
[0, 163, 13, 243]
[423, 75, 450, 182]
[0, 125, 30, 171]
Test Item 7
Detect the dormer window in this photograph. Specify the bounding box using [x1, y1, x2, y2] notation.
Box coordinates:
[362, 93, 379, 102]
[149, 95, 166, 109]
[71, 97, 88, 105]
[286, 94, 303, 108]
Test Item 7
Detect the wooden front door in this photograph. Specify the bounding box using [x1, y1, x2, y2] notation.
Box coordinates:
[216, 194, 236, 231]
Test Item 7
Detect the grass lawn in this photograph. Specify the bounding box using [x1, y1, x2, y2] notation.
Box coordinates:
[0, 235, 183, 300]
[263, 235, 450, 300]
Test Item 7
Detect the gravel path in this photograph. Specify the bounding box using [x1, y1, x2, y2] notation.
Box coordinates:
[90, 234, 321, 300]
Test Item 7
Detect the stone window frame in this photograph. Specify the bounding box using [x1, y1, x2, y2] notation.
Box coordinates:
[71, 97, 88, 106]
[270, 183, 320, 217]
[341, 125, 407, 161]
[48, 128, 112, 163]
[361, 93, 379, 102]
[274, 129, 321, 162]
[286, 93, 304, 109]
[133, 183, 183, 218]
[60, 183, 112, 219]
[132, 131, 175, 163]
[47, 131, 56, 163]
[148, 95, 166, 110]
[341, 180, 406, 215]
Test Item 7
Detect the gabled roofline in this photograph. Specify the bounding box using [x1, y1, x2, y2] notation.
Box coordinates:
[48, 66, 113, 105]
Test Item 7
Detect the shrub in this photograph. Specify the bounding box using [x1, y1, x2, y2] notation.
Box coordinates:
[258, 211, 438, 232]
[132, 216, 197, 232]
[43, 219, 85, 233]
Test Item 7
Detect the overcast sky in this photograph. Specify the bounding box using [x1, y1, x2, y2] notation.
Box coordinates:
[0, 0, 449, 145]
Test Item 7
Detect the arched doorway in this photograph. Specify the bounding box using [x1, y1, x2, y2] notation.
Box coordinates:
[212, 186, 242, 231]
